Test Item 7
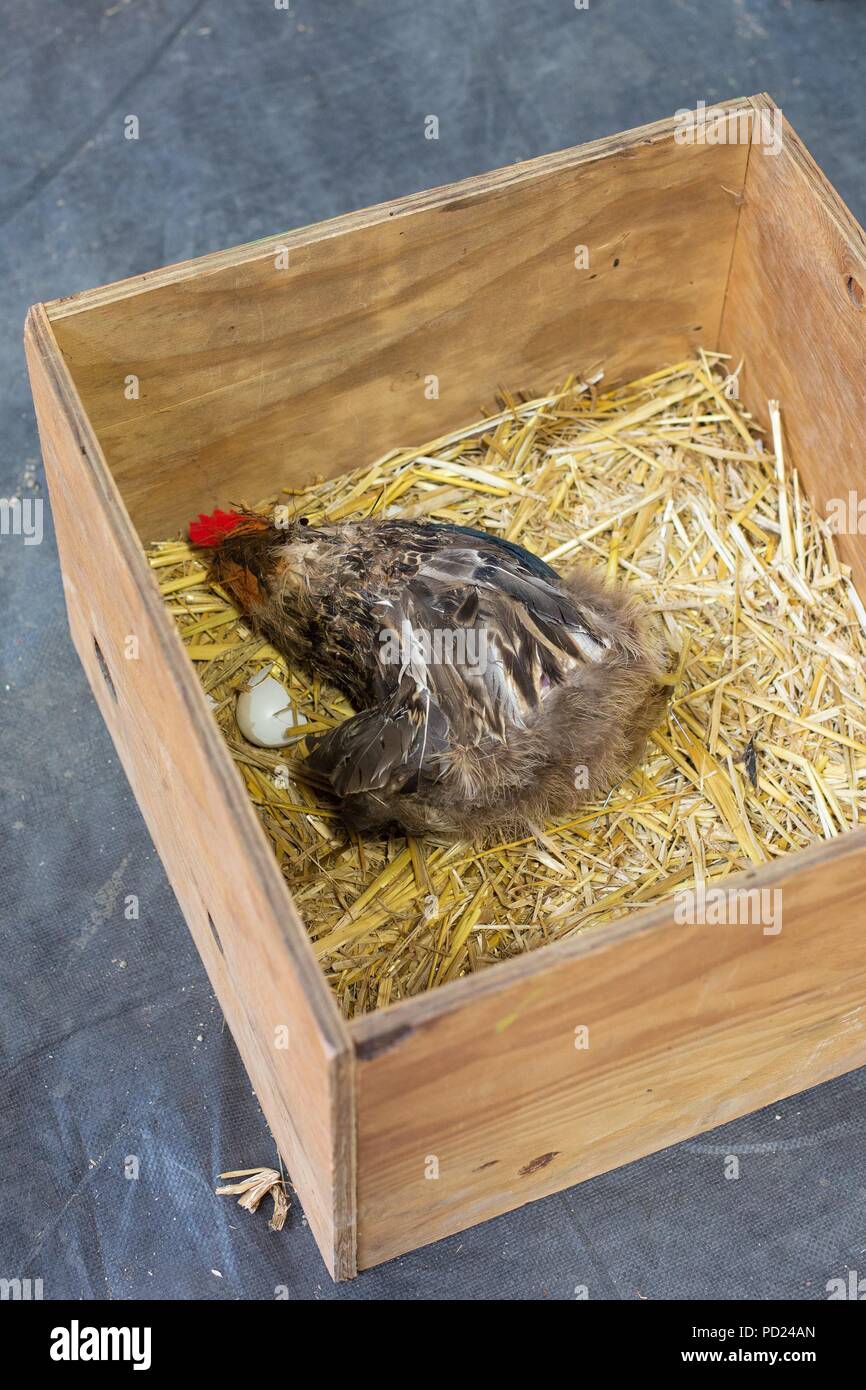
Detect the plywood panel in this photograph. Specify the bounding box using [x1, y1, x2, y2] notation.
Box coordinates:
[25, 305, 356, 1279]
[352, 831, 866, 1269]
[46, 105, 752, 540]
[720, 93, 866, 594]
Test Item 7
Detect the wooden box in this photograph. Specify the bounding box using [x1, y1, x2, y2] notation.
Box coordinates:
[25, 95, 866, 1279]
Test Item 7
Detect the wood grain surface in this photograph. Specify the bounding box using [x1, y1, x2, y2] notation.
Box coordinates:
[46, 104, 751, 540]
[351, 831, 866, 1268]
[25, 304, 356, 1278]
[721, 94, 866, 594]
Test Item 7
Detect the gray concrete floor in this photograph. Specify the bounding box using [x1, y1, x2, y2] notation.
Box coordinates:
[2, 0, 865, 1300]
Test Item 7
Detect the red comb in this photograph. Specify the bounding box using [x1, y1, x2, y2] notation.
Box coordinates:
[188, 509, 247, 546]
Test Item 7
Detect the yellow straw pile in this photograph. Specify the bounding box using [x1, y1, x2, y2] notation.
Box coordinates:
[147, 353, 866, 1018]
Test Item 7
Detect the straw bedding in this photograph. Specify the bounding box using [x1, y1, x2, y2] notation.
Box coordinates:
[146, 354, 866, 1018]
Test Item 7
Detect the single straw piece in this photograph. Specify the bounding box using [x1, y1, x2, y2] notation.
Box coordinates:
[768, 399, 795, 567]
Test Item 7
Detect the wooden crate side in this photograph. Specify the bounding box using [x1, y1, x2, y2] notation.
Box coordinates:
[45, 105, 752, 540]
[351, 831, 866, 1269]
[24, 306, 357, 1280]
[720, 94, 866, 595]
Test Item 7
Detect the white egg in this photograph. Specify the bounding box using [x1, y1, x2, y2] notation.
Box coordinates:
[236, 670, 308, 748]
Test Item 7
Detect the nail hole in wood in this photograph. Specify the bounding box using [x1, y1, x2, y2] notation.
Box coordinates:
[207, 913, 225, 956]
[93, 637, 117, 702]
[846, 275, 864, 309]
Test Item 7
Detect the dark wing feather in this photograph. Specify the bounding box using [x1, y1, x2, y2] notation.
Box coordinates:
[381, 527, 611, 742]
[434, 523, 563, 580]
[305, 685, 448, 797]
[414, 526, 610, 663]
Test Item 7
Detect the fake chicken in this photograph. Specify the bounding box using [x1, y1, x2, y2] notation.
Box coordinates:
[189, 508, 669, 840]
